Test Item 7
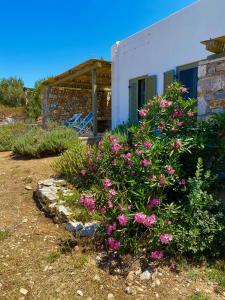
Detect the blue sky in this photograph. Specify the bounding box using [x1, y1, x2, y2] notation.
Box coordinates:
[0, 0, 196, 87]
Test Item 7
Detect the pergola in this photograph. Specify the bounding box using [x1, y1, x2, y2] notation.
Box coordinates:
[41, 59, 111, 136]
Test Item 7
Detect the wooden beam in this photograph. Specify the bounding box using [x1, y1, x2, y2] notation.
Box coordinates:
[51, 62, 102, 87]
[92, 68, 97, 136]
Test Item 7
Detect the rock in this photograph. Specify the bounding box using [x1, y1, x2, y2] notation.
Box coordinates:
[93, 275, 101, 282]
[65, 221, 83, 233]
[125, 286, 137, 295]
[140, 270, 152, 281]
[20, 288, 28, 295]
[79, 223, 98, 237]
[77, 290, 84, 296]
[0, 283, 2, 289]
[135, 269, 142, 275]
[126, 271, 135, 282]
[25, 186, 32, 190]
[155, 292, 159, 299]
[85, 298, 92, 300]
[155, 278, 161, 286]
[107, 293, 115, 300]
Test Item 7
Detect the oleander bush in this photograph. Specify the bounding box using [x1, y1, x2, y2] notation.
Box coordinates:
[12, 127, 77, 158]
[55, 82, 225, 259]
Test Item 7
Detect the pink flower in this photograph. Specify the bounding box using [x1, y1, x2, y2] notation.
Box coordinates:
[105, 223, 117, 235]
[158, 121, 166, 132]
[173, 109, 183, 118]
[159, 234, 173, 244]
[143, 214, 157, 227]
[165, 165, 175, 175]
[134, 213, 146, 224]
[143, 141, 153, 148]
[179, 179, 187, 186]
[177, 121, 184, 127]
[160, 100, 173, 108]
[103, 179, 112, 189]
[181, 87, 188, 93]
[139, 109, 148, 117]
[135, 149, 142, 156]
[158, 174, 166, 187]
[109, 189, 117, 196]
[173, 139, 182, 150]
[108, 238, 120, 250]
[111, 159, 117, 166]
[165, 220, 172, 225]
[147, 198, 160, 209]
[80, 195, 96, 212]
[140, 159, 151, 167]
[150, 250, 164, 260]
[81, 169, 87, 176]
[118, 214, 129, 226]
[99, 207, 106, 214]
[127, 159, 134, 166]
[112, 142, 122, 153]
[108, 200, 114, 208]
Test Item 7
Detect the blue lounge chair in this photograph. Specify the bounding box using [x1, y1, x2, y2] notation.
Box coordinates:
[73, 112, 93, 134]
[64, 113, 82, 127]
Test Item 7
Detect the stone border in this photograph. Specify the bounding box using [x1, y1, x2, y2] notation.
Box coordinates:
[33, 177, 98, 237]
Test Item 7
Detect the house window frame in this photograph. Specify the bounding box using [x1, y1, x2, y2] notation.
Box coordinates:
[176, 61, 199, 98]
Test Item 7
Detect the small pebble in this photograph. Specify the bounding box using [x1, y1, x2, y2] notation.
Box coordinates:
[107, 293, 115, 300]
[25, 186, 32, 190]
[77, 290, 84, 297]
[20, 288, 28, 295]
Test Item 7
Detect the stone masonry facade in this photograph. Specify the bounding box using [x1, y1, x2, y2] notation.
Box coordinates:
[198, 56, 225, 119]
[44, 87, 111, 132]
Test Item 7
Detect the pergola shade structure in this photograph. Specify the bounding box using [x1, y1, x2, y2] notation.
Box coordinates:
[41, 59, 111, 136]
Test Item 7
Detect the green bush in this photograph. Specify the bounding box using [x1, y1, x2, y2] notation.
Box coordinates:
[53, 141, 89, 180]
[0, 122, 30, 151]
[72, 82, 225, 259]
[12, 127, 77, 158]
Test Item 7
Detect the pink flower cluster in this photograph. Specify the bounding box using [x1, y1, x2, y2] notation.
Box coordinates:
[159, 234, 173, 244]
[173, 139, 182, 150]
[160, 99, 173, 108]
[165, 165, 175, 175]
[80, 194, 96, 212]
[150, 250, 164, 260]
[134, 213, 157, 227]
[139, 109, 148, 117]
[140, 159, 151, 167]
[118, 214, 129, 226]
[105, 222, 117, 235]
[103, 179, 112, 189]
[173, 108, 183, 118]
[147, 198, 160, 210]
[143, 141, 153, 149]
[108, 238, 120, 250]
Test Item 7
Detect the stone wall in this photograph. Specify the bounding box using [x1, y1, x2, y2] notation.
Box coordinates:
[44, 87, 111, 132]
[198, 56, 225, 119]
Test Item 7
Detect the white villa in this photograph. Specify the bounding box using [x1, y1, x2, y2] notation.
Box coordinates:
[111, 0, 225, 127]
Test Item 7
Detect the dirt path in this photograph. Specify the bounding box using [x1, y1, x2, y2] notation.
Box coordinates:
[0, 152, 130, 300]
[0, 152, 224, 300]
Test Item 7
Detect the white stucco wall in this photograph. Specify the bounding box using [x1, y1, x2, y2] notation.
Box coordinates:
[112, 0, 225, 127]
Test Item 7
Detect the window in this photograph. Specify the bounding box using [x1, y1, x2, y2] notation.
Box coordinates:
[177, 63, 198, 99]
[129, 75, 157, 123]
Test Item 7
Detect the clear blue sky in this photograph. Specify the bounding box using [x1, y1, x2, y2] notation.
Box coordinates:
[0, 0, 196, 87]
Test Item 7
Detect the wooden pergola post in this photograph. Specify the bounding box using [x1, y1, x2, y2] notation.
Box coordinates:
[92, 68, 97, 136]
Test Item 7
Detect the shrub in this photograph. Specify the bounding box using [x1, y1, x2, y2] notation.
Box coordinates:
[12, 127, 77, 158]
[0, 122, 30, 151]
[53, 141, 89, 180]
[74, 82, 225, 259]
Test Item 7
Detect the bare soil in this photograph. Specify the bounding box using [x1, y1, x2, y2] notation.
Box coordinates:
[0, 152, 224, 300]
